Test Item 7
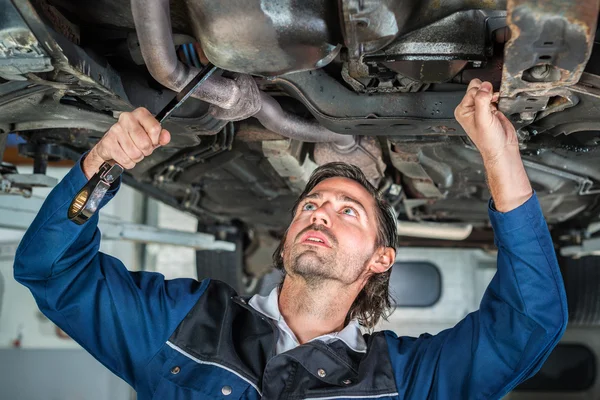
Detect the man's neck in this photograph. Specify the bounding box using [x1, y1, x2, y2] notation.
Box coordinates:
[277, 275, 362, 344]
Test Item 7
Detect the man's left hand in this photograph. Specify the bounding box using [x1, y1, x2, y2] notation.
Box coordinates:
[454, 79, 533, 212]
[454, 79, 518, 165]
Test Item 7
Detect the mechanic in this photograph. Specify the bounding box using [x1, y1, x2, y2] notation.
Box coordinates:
[14, 79, 567, 399]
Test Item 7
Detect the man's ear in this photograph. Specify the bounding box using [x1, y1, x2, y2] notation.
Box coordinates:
[369, 246, 396, 274]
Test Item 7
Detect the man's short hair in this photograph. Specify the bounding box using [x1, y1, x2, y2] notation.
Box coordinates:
[273, 162, 398, 329]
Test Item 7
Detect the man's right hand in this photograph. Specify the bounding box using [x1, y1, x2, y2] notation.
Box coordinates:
[82, 107, 171, 179]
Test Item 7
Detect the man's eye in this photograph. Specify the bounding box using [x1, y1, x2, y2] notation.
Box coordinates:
[302, 202, 317, 211]
[342, 207, 357, 217]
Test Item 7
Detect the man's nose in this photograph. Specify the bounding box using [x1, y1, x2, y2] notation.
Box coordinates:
[311, 204, 331, 227]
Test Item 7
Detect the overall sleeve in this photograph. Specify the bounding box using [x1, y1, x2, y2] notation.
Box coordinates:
[13, 156, 208, 388]
[385, 193, 568, 399]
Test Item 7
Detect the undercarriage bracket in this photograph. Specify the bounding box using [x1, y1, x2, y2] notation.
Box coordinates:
[499, 0, 600, 122]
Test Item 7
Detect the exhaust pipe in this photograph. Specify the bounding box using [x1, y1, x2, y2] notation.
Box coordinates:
[255, 93, 355, 149]
[130, 0, 241, 110]
[397, 221, 473, 241]
[130, 0, 355, 150]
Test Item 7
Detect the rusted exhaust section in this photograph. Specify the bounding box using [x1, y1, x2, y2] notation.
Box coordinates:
[255, 93, 355, 149]
[313, 136, 386, 186]
[499, 0, 600, 122]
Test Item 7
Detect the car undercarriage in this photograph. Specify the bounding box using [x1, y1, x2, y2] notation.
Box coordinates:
[1, 0, 600, 280]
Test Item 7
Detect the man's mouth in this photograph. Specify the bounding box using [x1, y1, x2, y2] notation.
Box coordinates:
[300, 231, 332, 248]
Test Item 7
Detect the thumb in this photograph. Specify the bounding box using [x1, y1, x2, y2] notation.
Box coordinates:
[474, 82, 494, 128]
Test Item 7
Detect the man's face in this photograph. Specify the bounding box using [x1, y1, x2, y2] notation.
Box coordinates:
[282, 177, 381, 286]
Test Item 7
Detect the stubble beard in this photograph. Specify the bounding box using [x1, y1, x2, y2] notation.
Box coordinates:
[290, 246, 337, 287]
[285, 241, 370, 289]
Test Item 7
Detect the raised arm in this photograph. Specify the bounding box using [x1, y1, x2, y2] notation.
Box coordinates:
[385, 80, 568, 399]
[13, 110, 206, 389]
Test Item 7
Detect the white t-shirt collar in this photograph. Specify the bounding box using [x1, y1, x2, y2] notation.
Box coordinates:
[248, 287, 367, 355]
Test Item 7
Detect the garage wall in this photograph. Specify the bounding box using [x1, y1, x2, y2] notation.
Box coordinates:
[0, 164, 146, 400]
[0, 165, 143, 349]
[143, 198, 198, 280]
[377, 248, 600, 400]
[0, 162, 203, 399]
[0, 348, 132, 400]
[378, 247, 497, 336]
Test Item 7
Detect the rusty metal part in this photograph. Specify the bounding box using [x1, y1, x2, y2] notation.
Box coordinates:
[0, 2, 53, 81]
[536, 92, 579, 120]
[235, 122, 285, 142]
[31, 0, 80, 45]
[341, 62, 431, 94]
[7, 0, 132, 115]
[502, 86, 580, 125]
[389, 143, 444, 199]
[569, 72, 600, 99]
[499, 0, 600, 118]
[313, 136, 386, 186]
[208, 74, 261, 121]
[255, 92, 356, 149]
[263, 139, 318, 193]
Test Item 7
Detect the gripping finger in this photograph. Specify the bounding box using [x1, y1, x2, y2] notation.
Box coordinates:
[459, 86, 481, 111]
[467, 78, 482, 91]
[121, 112, 154, 156]
[114, 142, 136, 170]
[457, 79, 483, 113]
[103, 134, 135, 169]
[474, 82, 494, 127]
[495, 111, 519, 145]
[127, 119, 154, 157]
[158, 129, 171, 146]
[133, 108, 162, 147]
[115, 124, 144, 163]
